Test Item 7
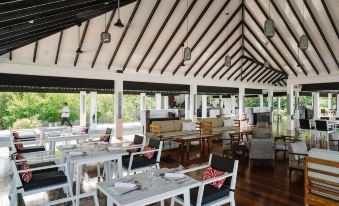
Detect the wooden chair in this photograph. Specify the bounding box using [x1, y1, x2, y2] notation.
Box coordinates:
[304, 149, 339, 206]
[201, 121, 212, 135]
[171, 154, 239, 206]
[288, 142, 308, 181]
[275, 135, 301, 159]
[234, 120, 240, 128]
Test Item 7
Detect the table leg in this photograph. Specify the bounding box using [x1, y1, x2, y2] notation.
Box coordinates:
[76, 164, 82, 206]
[183, 190, 190, 206]
[117, 157, 122, 177]
[181, 140, 185, 162]
[208, 138, 212, 154]
[106, 196, 113, 206]
[186, 141, 190, 160]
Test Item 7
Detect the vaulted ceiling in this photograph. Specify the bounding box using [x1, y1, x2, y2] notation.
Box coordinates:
[0, 0, 338, 88]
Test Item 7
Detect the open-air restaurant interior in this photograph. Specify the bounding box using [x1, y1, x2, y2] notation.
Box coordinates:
[0, 0, 339, 205]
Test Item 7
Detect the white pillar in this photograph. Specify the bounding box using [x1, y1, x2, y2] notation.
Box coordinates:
[140, 93, 146, 111]
[268, 90, 273, 123]
[336, 94, 339, 117]
[286, 83, 295, 130]
[202, 95, 207, 118]
[231, 95, 236, 115]
[190, 84, 197, 122]
[277, 97, 281, 114]
[238, 87, 245, 117]
[114, 80, 123, 138]
[163, 96, 169, 109]
[295, 88, 300, 122]
[155, 93, 162, 110]
[185, 94, 189, 120]
[89, 91, 97, 129]
[80, 91, 87, 127]
[219, 95, 223, 115]
[259, 94, 264, 107]
[313, 92, 320, 119]
[328, 93, 332, 109]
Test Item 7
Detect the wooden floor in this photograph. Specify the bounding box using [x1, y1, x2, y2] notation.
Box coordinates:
[0, 119, 315, 206]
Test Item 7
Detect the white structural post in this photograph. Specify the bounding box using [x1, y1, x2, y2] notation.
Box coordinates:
[328, 93, 332, 109]
[277, 97, 281, 114]
[202, 95, 207, 118]
[313, 92, 320, 119]
[259, 94, 264, 107]
[185, 94, 189, 120]
[114, 80, 123, 138]
[80, 91, 87, 127]
[238, 87, 245, 117]
[190, 84, 197, 122]
[219, 95, 223, 115]
[163, 96, 169, 109]
[231, 95, 236, 115]
[268, 90, 274, 123]
[155, 93, 162, 110]
[336, 94, 339, 117]
[286, 83, 295, 130]
[140, 93, 146, 134]
[140, 93, 146, 111]
[89, 91, 97, 129]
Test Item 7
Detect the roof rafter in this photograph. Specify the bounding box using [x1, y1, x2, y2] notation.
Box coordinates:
[212, 47, 242, 79]
[33, 41, 38, 63]
[234, 61, 255, 81]
[227, 59, 250, 80]
[74, 20, 90, 67]
[321, 0, 339, 39]
[241, 64, 260, 81]
[55, 31, 63, 65]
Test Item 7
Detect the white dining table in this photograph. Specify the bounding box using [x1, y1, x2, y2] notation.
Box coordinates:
[57, 141, 141, 206]
[97, 168, 200, 206]
[46, 133, 87, 154]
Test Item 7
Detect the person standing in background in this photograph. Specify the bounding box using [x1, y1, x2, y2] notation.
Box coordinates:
[60, 102, 72, 127]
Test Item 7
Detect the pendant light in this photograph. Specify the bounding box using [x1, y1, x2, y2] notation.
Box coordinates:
[299, 2, 308, 50]
[181, 43, 188, 67]
[184, 0, 191, 61]
[76, 25, 83, 54]
[114, 0, 124, 28]
[264, 41, 269, 68]
[264, 1, 275, 38]
[101, 12, 111, 43]
[225, 12, 231, 67]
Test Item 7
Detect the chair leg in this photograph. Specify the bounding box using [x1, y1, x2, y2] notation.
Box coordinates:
[289, 168, 292, 182]
[96, 163, 101, 179]
[230, 196, 236, 206]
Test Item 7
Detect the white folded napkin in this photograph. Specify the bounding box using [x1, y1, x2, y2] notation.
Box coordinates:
[107, 147, 123, 151]
[164, 172, 185, 179]
[99, 141, 109, 145]
[109, 182, 137, 195]
[60, 145, 76, 149]
[68, 151, 83, 156]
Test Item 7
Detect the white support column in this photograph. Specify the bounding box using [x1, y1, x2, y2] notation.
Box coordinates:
[268, 90, 273, 123]
[313, 92, 320, 119]
[328, 93, 332, 109]
[114, 80, 123, 138]
[155, 93, 162, 110]
[219, 95, 223, 115]
[202, 95, 207, 118]
[259, 94, 264, 108]
[295, 88, 300, 122]
[140, 93, 146, 111]
[238, 87, 245, 117]
[277, 97, 281, 114]
[231, 95, 236, 115]
[190, 84, 197, 122]
[89, 91, 97, 129]
[286, 83, 295, 130]
[163, 96, 169, 109]
[185, 94, 189, 120]
[80, 91, 87, 127]
[336, 94, 339, 117]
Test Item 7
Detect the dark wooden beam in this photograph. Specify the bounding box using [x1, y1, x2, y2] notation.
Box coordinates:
[244, 22, 289, 75]
[184, 3, 242, 76]
[304, 0, 339, 68]
[253, 69, 270, 83]
[321, 0, 339, 39]
[194, 21, 242, 77]
[148, 0, 197, 73]
[123, 0, 161, 71]
[9, 51, 12, 61]
[108, 0, 141, 70]
[234, 61, 254, 81]
[258, 70, 272, 83]
[74, 20, 90, 67]
[227, 59, 250, 80]
[287, 0, 331, 74]
[268, 73, 282, 84]
[243, 36, 265, 61]
[244, 5, 299, 76]
[33, 41, 38, 63]
[91, 11, 115, 68]
[212, 47, 242, 79]
[55, 31, 63, 65]
[241, 64, 260, 81]
[202, 35, 242, 78]
[136, 0, 180, 72]
[172, 0, 231, 75]
[160, 0, 213, 74]
[263, 71, 277, 83]
[269, 0, 321, 75]
[247, 65, 263, 82]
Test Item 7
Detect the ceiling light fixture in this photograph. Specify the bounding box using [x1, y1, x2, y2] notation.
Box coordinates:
[114, 0, 124, 28]
[101, 11, 111, 43]
[225, 12, 231, 67]
[264, 1, 275, 38]
[184, 0, 191, 61]
[264, 41, 269, 68]
[299, 2, 308, 50]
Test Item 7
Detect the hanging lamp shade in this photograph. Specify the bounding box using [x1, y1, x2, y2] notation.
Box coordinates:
[114, 18, 124, 28]
[264, 18, 275, 38]
[101, 32, 111, 43]
[225, 55, 231, 67]
[299, 34, 308, 50]
[184, 47, 191, 61]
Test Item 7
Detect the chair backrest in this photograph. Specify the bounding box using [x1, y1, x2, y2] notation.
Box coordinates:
[105, 128, 112, 135]
[209, 154, 239, 189]
[329, 132, 339, 151]
[315, 120, 330, 131]
[256, 121, 268, 128]
[299, 119, 311, 129]
[133, 135, 144, 145]
[289, 142, 308, 161]
[222, 132, 232, 150]
[252, 128, 271, 138]
[148, 138, 163, 162]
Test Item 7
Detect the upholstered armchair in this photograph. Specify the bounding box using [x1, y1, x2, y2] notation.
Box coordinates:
[288, 142, 308, 181]
[329, 132, 339, 151]
[249, 128, 274, 167]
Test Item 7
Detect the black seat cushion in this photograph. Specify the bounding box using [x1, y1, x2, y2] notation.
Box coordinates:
[177, 184, 230, 205]
[30, 161, 57, 174]
[122, 156, 156, 170]
[17, 146, 45, 153]
[22, 170, 67, 191]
